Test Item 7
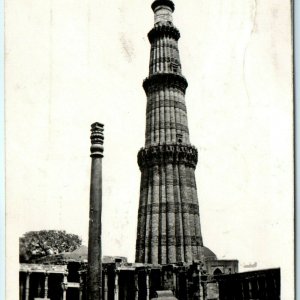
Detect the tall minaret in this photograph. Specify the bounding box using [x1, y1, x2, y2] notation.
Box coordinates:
[135, 0, 203, 265]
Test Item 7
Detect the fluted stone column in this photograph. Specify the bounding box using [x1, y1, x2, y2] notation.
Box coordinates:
[134, 272, 139, 300]
[62, 272, 68, 300]
[186, 271, 189, 298]
[79, 271, 84, 300]
[20, 274, 24, 300]
[135, 0, 204, 264]
[174, 267, 180, 297]
[25, 271, 31, 300]
[114, 270, 119, 300]
[146, 269, 150, 300]
[44, 272, 49, 299]
[172, 268, 177, 296]
[87, 122, 104, 300]
[103, 269, 108, 300]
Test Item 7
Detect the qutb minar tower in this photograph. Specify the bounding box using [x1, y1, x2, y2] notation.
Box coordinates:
[136, 0, 203, 265]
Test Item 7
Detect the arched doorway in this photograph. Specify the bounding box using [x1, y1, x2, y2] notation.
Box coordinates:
[213, 268, 223, 276]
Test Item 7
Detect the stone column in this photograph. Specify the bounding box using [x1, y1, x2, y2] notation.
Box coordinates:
[172, 268, 177, 297]
[146, 269, 150, 300]
[44, 272, 49, 299]
[203, 281, 207, 300]
[114, 270, 119, 300]
[79, 271, 83, 300]
[87, 122, 104, 300]
[200, 282, 205, 300]
[103, 269, 108, 300]
[176, 268, 180, 298]
[62, 272, 68, 300]
[25, 271, 31, 300]
[196, 262, 206, 300]
[185, 270, 189, 299]
[20, 273, 24, 300]
[248, 280, 253, 299]
[37, 277, 42, 298]
[134, 271, 139, 300]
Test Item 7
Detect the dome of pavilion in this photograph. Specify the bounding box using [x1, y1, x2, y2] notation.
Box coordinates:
[203, 246, 217, 261]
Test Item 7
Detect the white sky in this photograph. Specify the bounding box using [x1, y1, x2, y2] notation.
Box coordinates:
[6, 0, 293, 298]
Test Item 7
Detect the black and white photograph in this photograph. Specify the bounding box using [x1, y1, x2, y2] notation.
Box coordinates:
[5, 0, 293, 299]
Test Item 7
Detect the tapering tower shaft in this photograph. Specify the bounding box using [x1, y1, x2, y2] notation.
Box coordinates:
[135, 0, 203, 264]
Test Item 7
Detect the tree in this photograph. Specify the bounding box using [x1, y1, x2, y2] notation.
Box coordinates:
[19, 230, 82, 263]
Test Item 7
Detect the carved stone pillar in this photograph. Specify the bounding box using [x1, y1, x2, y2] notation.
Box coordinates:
[202, 281, 207, 300]
[37, 277, 42, 298]
[185, 269, 189, 299]
[79, 271, 83, 300]
[103, 269, 108, 300]
[248, 280, 253, 299]
[146, 269, 150, 300]
[114, 270, 119, 300]
[240, 280, 245, 299]
[25, 271, 31, 300]
[44, 272, 49, 299]
[197, 271, 203, 300]
[172, 267, 177, 297]
[62, 272, 68, 300]
[20, 273, 24, 300]
[134, 271, 139, 300]
[175, 268, 180, 298]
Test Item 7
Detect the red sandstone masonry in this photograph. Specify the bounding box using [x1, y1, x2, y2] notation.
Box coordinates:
[135, 0, 204, 265]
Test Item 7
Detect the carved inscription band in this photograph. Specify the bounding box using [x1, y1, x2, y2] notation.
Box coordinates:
[136, 235, 202, 247]
[148, 24, 180, 43]
[145, 124, 189, 136]
[140, 177, 196, 189]
[150, 57, 181, 68]
[138, 203, 199, 216]
[143, 73, 188, 95]
[138, 144, 198, 169]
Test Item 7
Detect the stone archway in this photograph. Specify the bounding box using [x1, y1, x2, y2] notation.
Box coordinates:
[213, 268, 223, 276]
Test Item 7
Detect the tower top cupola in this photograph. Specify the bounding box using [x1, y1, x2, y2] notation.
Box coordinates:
[151, 0, 175, 25]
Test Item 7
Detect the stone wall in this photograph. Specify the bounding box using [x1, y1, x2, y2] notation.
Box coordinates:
[19, 262, 280, 300]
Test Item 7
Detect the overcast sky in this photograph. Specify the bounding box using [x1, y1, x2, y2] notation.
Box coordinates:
[6, 0, 293, 298]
